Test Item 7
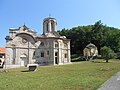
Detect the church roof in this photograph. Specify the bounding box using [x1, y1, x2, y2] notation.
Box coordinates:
[43, 17, 57, 23]
[0, 48, 5, 54]
[9, 25, 37, 33]
[36, 36, 70, 41]
[86, 43, 97, 49]
[22, 24, 29, 30]
[44, 17, 56, 20]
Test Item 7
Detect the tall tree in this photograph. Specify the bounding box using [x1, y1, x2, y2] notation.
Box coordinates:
[58, 20, 120, 55]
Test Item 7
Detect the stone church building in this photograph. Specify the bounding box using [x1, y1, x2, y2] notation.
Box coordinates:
[5, 17, 71, 67]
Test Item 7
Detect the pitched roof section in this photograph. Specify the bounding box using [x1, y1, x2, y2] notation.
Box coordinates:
[0, 48, 5, 54]
[86, 43, 97, 49]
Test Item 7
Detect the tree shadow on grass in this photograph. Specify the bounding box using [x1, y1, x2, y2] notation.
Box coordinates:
[91, 60, 111, 63]
[21, 70, 30, 72]
[21, 69, 37, 72]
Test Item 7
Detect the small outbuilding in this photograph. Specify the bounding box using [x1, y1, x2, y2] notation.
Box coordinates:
[0, 48, 5, 68]
[83, 43, 98, 60]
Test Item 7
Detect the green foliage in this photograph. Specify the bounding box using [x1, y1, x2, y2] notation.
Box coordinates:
[58, 20, 120, 55]
[100, 46, 116, 62]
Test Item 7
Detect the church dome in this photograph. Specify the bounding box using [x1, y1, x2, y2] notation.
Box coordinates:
[43, 17, 56, 21]
[43, 17, 57, 35]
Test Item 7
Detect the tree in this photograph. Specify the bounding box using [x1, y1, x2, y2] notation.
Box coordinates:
[100, 46, 116, 63]
[58, 20, 120, 55]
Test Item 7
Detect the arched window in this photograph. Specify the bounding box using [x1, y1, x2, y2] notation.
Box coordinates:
[46, 23, 49, 31]
[33, 51, 36, 59]
[64, 54, 67, 58]
[55, 41, 58, 48]
[47, 50, 49, 55]
[51, 20, 54, 31]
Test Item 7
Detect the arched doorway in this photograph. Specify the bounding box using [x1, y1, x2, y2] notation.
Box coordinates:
[55, 52, 58, 64]
[20, 54, 27, 66]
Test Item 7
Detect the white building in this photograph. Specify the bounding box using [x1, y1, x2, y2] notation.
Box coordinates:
[5, 17, 71, 67]
[83, 43, 98, 60]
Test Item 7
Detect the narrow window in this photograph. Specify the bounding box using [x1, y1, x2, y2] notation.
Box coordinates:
[46, 23, 49, 31]
[51, 20, 54, 31]
[65, 54, 67, 58]
[41, 52, 44, 57]
[55, 52, 58, 56]
[55, 42, 58, 47]
[0, 55, 2, 58]
[47, 51, 49, 55]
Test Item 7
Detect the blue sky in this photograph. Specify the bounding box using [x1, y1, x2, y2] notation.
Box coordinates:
[0, 0, 120, 47]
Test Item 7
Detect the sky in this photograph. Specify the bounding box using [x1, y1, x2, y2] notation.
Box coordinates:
[0, 0, 120, 47]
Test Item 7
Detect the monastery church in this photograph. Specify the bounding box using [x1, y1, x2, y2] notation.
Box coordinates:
[5, 17, 71, 67]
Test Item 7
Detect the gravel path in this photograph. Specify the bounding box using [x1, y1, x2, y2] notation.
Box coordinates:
[98, 72, 120, 90]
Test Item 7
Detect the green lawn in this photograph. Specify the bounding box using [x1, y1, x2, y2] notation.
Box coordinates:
[0, 60, 120, 90]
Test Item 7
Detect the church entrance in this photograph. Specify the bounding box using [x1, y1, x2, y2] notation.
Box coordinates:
[55, 52, 58, 64]
[20, 54, 27, 66]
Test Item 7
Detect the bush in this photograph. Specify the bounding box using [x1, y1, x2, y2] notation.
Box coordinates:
[100, 46, 116, 63]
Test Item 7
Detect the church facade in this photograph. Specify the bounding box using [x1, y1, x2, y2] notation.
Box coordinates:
[5, 17, 71, 67]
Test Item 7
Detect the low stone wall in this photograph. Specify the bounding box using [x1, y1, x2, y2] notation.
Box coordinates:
[4, 65, 21, 69]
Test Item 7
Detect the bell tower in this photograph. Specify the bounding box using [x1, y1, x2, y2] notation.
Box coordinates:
[43, 17, 57, 35]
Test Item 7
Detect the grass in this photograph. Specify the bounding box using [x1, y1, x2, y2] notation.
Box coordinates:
[0, 60, 120, 90]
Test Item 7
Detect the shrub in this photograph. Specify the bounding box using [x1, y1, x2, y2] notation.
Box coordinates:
[100, 46, 116, 63]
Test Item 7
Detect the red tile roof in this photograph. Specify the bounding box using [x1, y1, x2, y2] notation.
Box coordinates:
[0, 48, 5, 54]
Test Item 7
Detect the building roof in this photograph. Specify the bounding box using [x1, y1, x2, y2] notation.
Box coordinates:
[86, 43, 97, 49]
[0, 48, 5, 54]
[43, 17, 56, 20]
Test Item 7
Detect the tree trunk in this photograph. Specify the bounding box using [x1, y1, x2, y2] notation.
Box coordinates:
[106, 59, 109, 63]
